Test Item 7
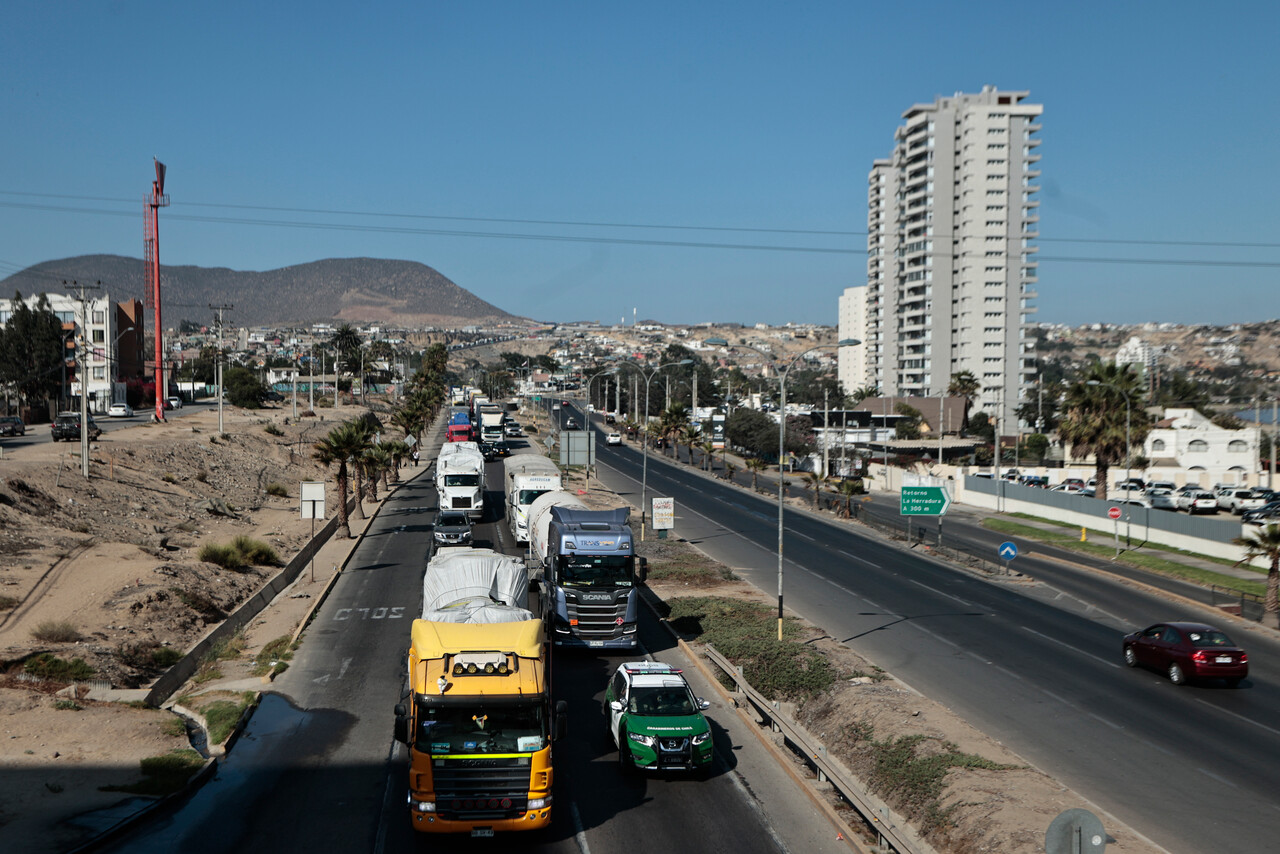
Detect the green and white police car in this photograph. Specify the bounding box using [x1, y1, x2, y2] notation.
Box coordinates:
[604, 661, 713, 774]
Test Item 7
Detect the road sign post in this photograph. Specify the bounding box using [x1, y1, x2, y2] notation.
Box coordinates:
[998, 540, 1018, 574]
[1108, 505, 1122, 557]
[901, 486, 951, 548]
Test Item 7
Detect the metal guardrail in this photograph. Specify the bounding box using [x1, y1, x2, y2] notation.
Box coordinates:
[702, 644, 921, 854]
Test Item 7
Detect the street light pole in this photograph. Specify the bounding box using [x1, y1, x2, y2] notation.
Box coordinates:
[618, 359, 692, 540]
[705, 338, 859, 640]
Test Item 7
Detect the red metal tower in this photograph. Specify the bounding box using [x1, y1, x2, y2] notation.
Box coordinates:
[144, 160, 169, 421]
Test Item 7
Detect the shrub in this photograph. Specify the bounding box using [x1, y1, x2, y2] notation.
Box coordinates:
[231, 535, 281, 567]
[31, 620, 81, 643]
[24, 653, 95, 682]
[202, 692, 256, 744]
[54, 699, 82, 711]
[101, 749, 205, 796]
[194, 468, 209, 483]
[162, 473, 177, 484]
[152, 647, 185, 667]
[160, 716, 188, 738]
[265, 482, 288, 497]
[198, 543, 247, 571]
[263, 423, 284, 437]
[250, 635, 295, 677]
[0, 595, 19, 611]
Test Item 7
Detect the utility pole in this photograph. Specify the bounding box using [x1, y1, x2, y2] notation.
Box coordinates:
[144, 160, 169, 424]
[210, 304, 233, 434]
[822, 387, 829, 478]
[63, 279, 102, 479]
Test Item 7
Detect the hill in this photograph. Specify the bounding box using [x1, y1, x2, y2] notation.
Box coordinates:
[0, 255, 521, 328]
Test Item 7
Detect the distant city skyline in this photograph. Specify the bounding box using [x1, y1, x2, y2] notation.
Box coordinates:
[2, 3, 1277, 328]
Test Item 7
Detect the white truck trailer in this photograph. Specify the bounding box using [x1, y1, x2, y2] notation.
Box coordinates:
[503, 455, 563, 543]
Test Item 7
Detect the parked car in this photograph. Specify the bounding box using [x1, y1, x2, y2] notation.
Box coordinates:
[1224, 489, 1265, 515]
[50, 411, 101, 442]
[604, 661, 713, 774]
[0, 415, 25, 437]
[1113, 482, 1145, 496]
[166, 396, 183, 409]
[1147, 481, 1176, 493]
[606, 432, 622, 446]
[1242, 500, 1280, 525]
[1122, 622, 1247, 687]
[1111, 497, 1152, 510]
[107, 402, 134, 418]
[1146, 488, 1177, 510]
[1049, 482, 1080, 493]
[432, 510, 473, 547]
[1176, 483, 1204, 496]
[1177, 491, 1218, 514]
[1061, 477, 1085, 490]
[605, 413, 616, 424]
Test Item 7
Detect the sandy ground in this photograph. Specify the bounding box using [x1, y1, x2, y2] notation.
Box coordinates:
[0, 401, 1167, 854]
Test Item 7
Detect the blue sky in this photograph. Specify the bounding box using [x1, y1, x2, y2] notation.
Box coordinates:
[2, 2, 1277, 327]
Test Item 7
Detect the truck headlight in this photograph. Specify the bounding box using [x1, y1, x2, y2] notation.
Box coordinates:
[692, 732, 711, 746]
[628, 731, 655, 747]
[527, 796, 551, 809]
[412, 799, 436, 812]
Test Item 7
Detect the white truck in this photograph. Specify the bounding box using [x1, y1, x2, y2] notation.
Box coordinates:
[527, 492, 645, 650]
[436, 441, 486, 521]
[504, 455, 563, 543]
[479, 408, 506, 448]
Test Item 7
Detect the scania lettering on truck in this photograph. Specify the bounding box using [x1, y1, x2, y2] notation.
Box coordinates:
[436, 442, 486, 520]
[394, 548, 565, 836]
[528, 492, 645, 649]
[503, 455, 562, 543]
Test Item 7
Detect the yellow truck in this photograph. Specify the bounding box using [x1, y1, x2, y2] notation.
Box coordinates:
[393, 548, 565, 837]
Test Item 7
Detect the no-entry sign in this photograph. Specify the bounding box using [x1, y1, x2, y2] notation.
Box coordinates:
[1108, 506, 1122, 520]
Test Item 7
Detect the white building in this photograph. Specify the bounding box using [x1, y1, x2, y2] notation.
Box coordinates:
[837, 285, 869, 394]
[0, 292, 125, 413]
[1116, 336, 1156, 376]
[855, 86, 1042, 429]
[1144, 408, 1262, 487]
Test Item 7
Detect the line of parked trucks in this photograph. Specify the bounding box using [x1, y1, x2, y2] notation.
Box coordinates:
[392, 407, 653, 837]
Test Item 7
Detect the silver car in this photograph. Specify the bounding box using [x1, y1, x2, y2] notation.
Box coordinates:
[432, 510, 473, 546]
[1146, 488, 1177, 511]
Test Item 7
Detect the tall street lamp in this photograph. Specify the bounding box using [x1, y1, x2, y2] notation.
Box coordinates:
[618, 358, 693, 540]
[706, 338, 859, 639]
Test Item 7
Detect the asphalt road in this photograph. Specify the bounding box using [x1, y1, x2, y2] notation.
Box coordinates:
[585, 416, 1280, 854]
[99, 422, 833, 854]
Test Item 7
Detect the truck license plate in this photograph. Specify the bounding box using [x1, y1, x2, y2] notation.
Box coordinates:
[471, 828, 495, 838]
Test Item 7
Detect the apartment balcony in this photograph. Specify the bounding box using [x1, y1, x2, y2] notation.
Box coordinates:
[1024, 168, 1041, 179]
[1021, 288, 1039, 300]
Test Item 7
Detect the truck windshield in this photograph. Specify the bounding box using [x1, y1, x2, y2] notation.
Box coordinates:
[415, 701, 547, 755]
[518, 489, 552, 506]
[561, 554, 632, 587]
[442, 475, 480, 487]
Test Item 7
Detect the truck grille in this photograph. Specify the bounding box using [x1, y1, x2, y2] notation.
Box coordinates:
[432, 757, 529, 819]
[450, 496, 473, 509]
[566, 600, 627, 636]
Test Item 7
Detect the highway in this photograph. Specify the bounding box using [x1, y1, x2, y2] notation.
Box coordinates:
[580, 404, 1280, 854]
[100, 422, 841, 854]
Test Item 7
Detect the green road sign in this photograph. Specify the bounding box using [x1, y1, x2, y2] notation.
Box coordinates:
[900, 485, 951, 516]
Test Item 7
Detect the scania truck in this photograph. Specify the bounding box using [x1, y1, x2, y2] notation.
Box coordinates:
[527, 493, 646, 650]
[394, 548, 565, 836]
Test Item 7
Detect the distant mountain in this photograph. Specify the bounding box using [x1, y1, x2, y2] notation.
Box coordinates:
[0, 255, 521, 328]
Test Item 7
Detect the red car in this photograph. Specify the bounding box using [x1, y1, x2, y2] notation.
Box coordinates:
[1123, 622, 1247, 687]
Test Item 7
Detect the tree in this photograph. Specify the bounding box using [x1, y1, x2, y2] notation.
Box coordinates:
[1020, 433, 1050, 463]
[0, 292, 64, 414]
[1058, 362, 1150, 501]
[893, 402, 922, 440]
[745, 457, 767, 493]
[835, 478, 863, 517]
[783, 414, 815, 458]
[1233, 524, 1280, 630]
[362, 446, 393, 501]
[313, 421, 372, 539]
[680, 425, 702, 466]
[382, 439, 411, 483]
[329, 324, 363, 373]
[848, 385, 881, 406]
[948, 371, 980, 404]
[803, 471, 824, 510]
[700, 440, 716, 472]
[726, 407, 777, 459]
[224, 366, 268, 408]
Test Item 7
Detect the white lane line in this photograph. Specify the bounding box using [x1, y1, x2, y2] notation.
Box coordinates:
[793, 530, 815, 542]
[1193, 698, 1280, 737]
[837, 549, 880, 569]
[905, 577, 972, 606]
[1021, 627, 1121, 669]
[1087, 712, 1125, 731]
[338, 657, 351, 680]
[571, 801, 592, 854]
[1196, 767, 1239, 789]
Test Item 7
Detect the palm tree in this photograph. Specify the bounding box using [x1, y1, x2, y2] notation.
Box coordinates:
[724, 461, 737, 482]
[700, 440, 716, 472]
[947, 371, 979, 404]
[346, 422, 375, 519]
[803, 471, 824, 510]
[835, 478, 861, 518]
[745, 457, 767, 493]
[659, 405, 689, 457]
[363, 446, 393, 500]
[849, 385, 881, 406]
[680, 425, 702, 466]
[1058, 362, 1149, 501]
[382, 439, 410, 483]
[312, 421, 371, 539]
[1234, 524, 1280, 629]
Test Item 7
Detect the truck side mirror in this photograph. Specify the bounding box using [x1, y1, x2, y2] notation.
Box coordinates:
[554, 700, 568, 741]
[393, 705, 410, 744]
[636, 557, 647, 583]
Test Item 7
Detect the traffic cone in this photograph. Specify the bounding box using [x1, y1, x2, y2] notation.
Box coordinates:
[1080, 527, 1087, 542]
[836, 832, 845, 841]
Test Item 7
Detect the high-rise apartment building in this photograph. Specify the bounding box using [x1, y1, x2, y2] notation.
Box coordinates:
[842, 86, 1042, 428]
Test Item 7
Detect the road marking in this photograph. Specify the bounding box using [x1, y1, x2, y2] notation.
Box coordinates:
[792, 530, 815, 542]
[338, 657, 351, 680]
[837, 549, 880, 569]
[1193, 697, 1280, 737]
[1021, 627, 1120, 669]
[570, 801, 592, 854]
[1086, 712, 1125, 731]
[905, 577, 971, 606]
[1195, 767, 1239, 789]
